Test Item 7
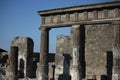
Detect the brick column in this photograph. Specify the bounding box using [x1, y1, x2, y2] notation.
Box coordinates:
[112, 21, 120, 80]
[71, 25, 82, 80]
[9, 46, 18, 80]
[37, 27, 50, 80]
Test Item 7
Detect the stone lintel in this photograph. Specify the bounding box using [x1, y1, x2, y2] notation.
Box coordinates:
[40, 18, 120, 28]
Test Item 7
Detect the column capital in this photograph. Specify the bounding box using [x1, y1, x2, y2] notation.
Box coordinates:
[39, 27, 51, 31]
[72, 24, 84, 30]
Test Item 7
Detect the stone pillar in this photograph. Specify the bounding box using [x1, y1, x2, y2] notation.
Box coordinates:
[112, 21, 120, 80]
[11, 37, 34, 78]
[71, 25, 82, 80]
[9, 46, 18, 80]
[37, 27, 50, 80]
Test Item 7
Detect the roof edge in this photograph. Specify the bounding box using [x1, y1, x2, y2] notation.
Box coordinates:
[38, 1, 120, 16]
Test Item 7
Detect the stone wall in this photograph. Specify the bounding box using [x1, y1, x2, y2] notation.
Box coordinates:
[55, 35, 72, 80]
[56, 24, 114, 80]
[85, 24, 114, 80]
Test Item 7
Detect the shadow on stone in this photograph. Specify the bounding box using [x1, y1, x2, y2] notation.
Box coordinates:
[80, 26, 86, 78]
[106, 51, 113, 80]
[18, 58, 24, 78]
[58, 74, 71, 80]
[101, 75, 107, 80]
[58, 54, 71, 80]
[50, 64, 55, 80]
[18, 70, 24, 78]
[63, 54, 71, 75]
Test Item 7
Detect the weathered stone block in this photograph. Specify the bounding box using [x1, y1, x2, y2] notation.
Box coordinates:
[88, 11, 94, 20]
[61, 14, 67, 23]
[85, 24, 114, 80]
[70, 13, 76, 22]
[45, 16, 51, 24]
[53, 15, 58, 23]
[98, 10, 105, 19]
[78, 12, 88, 21]
[108, 8, 119, 19]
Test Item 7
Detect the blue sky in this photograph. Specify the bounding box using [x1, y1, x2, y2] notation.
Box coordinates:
[0, 0, 113, 53]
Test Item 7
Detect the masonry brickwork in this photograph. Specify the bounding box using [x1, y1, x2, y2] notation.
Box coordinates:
[56, 24, 114, 80]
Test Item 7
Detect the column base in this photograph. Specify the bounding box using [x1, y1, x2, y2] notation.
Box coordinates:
[36, 64, 48, 80]
[112, 67, 120, 80]
[112, 74, 120, 80]
[70, 65, 82, 80]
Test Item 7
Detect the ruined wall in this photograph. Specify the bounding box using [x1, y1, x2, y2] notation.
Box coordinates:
[38, 1, 120, 80]
[0, 51, 8, 77]
[11, 37, 34, 78]
[56, 25, 114, 80]
[54, 4, 120, 80]
[55, 35, 72, 80]
[48, 54, 55, 80]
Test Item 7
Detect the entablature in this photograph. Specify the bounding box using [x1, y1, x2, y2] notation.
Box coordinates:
[38, 1, 120, 28]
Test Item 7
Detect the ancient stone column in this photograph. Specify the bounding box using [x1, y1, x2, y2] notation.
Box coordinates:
[112, 21, 120, 80]
[9, 46, 18, 80]
[71, 25, 82, 80]
[37, 27, 50, 80]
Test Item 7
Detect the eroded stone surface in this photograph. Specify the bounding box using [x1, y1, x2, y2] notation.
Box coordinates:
[11, 37, 34, 78]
